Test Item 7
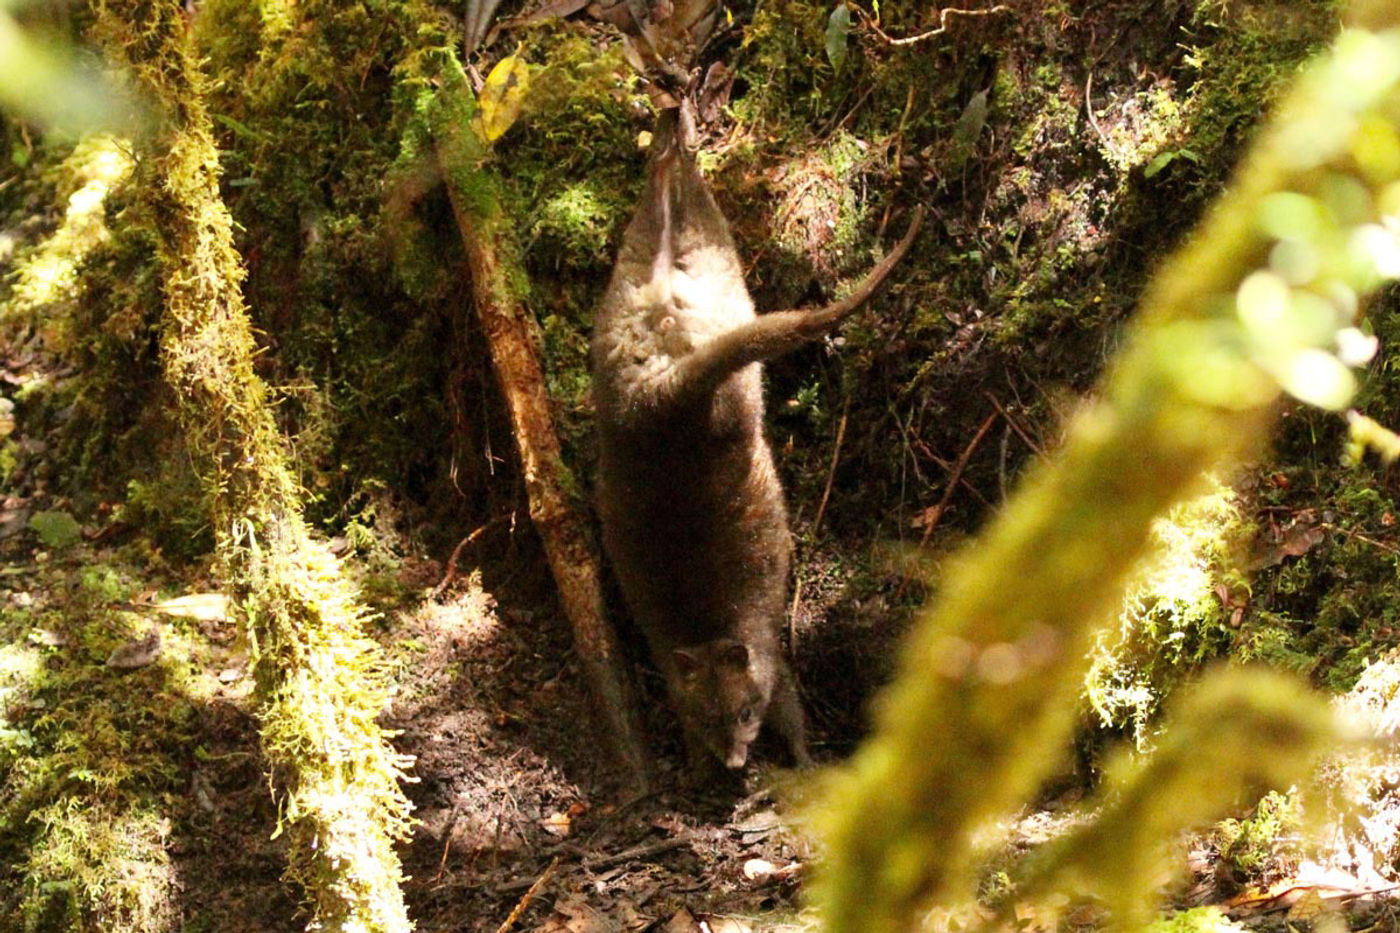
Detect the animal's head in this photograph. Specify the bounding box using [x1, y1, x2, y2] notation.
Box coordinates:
[670, 638, 771, 769]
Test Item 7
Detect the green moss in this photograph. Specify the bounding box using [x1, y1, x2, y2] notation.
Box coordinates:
[1144, 907, 1247, 933]
[731, 3, 835, 136]
[92, 1, 418, 927]
[769, 131, 873, 296]
[1086, 476, 1249, 744]
[195, 0, 457, 519]
[27, 511, 81, 550]
[1181, 1, 1341, 175]
[1211, 789, 1299, 883]
[531, 181, 619, 267]
[0, 559, 197, 933]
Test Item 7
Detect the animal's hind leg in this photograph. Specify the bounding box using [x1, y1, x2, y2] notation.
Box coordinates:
[766, 662, 812, 767]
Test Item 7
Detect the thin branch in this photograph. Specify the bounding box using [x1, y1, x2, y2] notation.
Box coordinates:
[983, 391, 1043, 455]
[493, 857, 559, 933]
[432, 513, 513, 599]
[918, 410, 999, 548]
[812, 393, 853, 537]
[1084, 70, 1119, 161]
[860, 5, 1010, 46]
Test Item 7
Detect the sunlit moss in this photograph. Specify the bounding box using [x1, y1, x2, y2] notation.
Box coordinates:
[1095, 84, 1187, 175]
[23, 800, 177, 933]
[1086, 476, 1247, 745]
[1144, 906, 1248, 933]
[8, 135, 133, 336]
[1211, 788, 1300, 881]
[0, 642, 41, 687]
[0, 569, 199, 933]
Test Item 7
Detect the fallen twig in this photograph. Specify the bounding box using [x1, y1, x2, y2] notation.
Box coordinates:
[581, 834, 693, 871]
[493, 857, 559, 933]
[491, 834, 695, 894]
[432, 513, 513, 599]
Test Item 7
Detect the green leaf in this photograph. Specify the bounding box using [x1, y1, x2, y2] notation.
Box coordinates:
[1143, 151, 1176, 179]
[947, 88, 989, 170]
[826, 4, 851, 72]
[211, 112, 267, 142]
[28, 510, 81, 549]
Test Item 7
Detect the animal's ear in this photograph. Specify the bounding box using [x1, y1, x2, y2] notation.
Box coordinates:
[673, 648, 702, 677]
[718, 640, 749, 669]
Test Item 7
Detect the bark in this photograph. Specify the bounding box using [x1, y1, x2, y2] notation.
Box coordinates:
[433, 112, 652, 791]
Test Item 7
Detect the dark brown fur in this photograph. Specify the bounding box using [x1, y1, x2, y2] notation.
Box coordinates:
[592, 108, 921, 770]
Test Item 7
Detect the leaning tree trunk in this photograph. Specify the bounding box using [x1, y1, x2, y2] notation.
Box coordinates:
[418, 64, 651, 789]
[91, 4, 414, 931]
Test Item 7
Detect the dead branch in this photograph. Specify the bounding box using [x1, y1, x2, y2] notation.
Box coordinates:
[812, 393, 852, 538]
[918, 410, 999, 547]
[859, 5, 1010, 46]
[493, 857, 559, 933]
[435, 136, 651, 792]
[432, 513, 513, 599]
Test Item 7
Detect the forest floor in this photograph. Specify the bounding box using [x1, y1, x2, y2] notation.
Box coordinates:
[6, 471, 1400, 933]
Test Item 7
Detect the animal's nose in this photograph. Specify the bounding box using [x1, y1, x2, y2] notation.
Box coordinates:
[725, 747, 748, 769]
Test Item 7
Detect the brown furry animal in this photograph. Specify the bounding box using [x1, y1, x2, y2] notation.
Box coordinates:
[591, 107, 922, 770]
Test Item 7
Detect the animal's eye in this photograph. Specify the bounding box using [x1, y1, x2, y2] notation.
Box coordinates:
[739, 706, 753, 724]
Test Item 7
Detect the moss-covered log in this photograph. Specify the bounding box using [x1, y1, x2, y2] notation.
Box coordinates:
[90, 3, 413, 930]
[811, 4, 1400, 930]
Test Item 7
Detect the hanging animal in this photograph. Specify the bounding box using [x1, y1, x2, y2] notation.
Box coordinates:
[591, 104, 924, 771]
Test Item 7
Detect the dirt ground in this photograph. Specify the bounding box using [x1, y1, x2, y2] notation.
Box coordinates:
[152, 523, 882, 933]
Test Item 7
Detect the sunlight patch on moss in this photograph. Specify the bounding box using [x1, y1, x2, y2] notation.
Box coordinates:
[23, 800, 178, 933]
[9, 135, 132, 328]
[531, 181, 615, 265]
[0, 641, 42, 687]
[0, 566, 198, 933]
[1144, 906, 1247, 933]
[1093, 83, 1188, 175]
[1087, 476, 1247, 745]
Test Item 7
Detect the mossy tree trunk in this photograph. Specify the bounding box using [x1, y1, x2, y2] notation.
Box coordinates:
[420, 66, 652, 790]
[811, 4, 1400, 930]
[91, 4, 414, 930]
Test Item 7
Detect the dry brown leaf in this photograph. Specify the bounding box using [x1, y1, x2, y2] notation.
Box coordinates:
[661, 909, 701, 933]
[540, 811, 572, 837]
[539, 894, 620, 933]
[1286, 888, 1327, 920]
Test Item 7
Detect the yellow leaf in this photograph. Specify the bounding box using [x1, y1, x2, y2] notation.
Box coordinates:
[153, 592, 227, 621]
[474, 54, 530, 143]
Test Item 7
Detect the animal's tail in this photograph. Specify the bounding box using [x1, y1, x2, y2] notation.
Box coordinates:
[641, 103, 699, 299]
[646, 102, 698, 178]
